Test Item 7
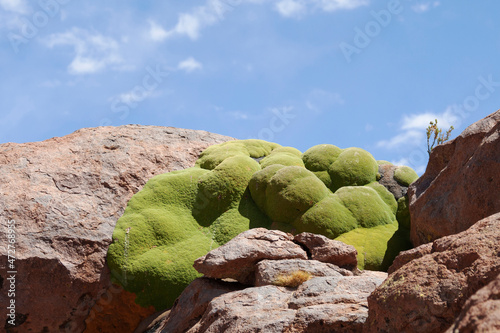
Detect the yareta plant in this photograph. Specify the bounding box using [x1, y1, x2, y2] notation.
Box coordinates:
[107, 139, 418, 310]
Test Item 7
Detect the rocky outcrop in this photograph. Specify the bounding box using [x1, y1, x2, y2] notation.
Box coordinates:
[446, 273, 500, 333]
[409, 109, 500, 246]
[193, 228, 308, 285]
[141, 229, 386, 333]
[365, 212, 500, 333]
[0, 125, 232, 332]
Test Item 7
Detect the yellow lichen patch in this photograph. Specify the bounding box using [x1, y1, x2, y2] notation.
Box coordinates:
[272, 270, 313, 288]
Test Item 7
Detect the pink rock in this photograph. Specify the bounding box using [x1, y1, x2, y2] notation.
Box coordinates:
[0, 125, 232, 332]
[409, 109, 500, 246]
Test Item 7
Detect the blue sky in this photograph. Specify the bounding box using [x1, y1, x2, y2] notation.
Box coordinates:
[1, 0, 500, 174]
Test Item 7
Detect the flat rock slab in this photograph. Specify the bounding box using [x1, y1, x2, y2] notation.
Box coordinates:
[144, 272, 387, 333]
[255, 259, 352, 287]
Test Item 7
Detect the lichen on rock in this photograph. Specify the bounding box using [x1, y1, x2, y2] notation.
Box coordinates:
[107, 139, 418, 310]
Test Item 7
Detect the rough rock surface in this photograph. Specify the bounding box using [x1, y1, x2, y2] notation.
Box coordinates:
[193, 228, 308, 285]
[255, 259, 352, 286]
[409, 109, 500, 246]
[366, 212, 500, 333]
[0, 125, 232, 332]
[294, 232, 358, 269]
[144, 274, 386, 333]
[377, 164, 409, 199]
[446, 273, 500, 333]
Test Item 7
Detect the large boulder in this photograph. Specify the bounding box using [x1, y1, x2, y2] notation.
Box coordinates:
[108, 140, 418, 310]
[365, 212, 500, 333]
[409, 109, 500, 246]
[0, 125, 232, 332]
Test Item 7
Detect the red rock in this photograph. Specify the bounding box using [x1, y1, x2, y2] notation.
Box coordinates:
[446, 273, 500, 333]
[193, 228, 308, 285]
[408, 109, 500, 246]
[365, 212, 500, 333]
[294, 232, 358, 269]
[0, 125, 232, 332]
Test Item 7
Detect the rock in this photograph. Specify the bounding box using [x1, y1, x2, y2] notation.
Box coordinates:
[446, 273, 500, 333]
[146, 274, 386, 333]
[409, 109, 500, 246]
[365, 212, 500, 333]
[294, 232, 358, 269]
[143, 278, 245, 333]
[377, 164, 412, 200]
[288, 275, 385, 310]
[255, 259, 352, 286]
[387, 243, 432, 274]
[140, 228, 387, 333]
[0, 125, 232, 332]
[193, 228, 307, 285]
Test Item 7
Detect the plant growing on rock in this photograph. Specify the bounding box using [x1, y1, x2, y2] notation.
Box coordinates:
[273, 270, 312, 287]
[426, 119, 454, 155]
[107, 139, 418, 310]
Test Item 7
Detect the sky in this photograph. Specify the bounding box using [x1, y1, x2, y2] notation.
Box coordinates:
[1, 0, 500, 174]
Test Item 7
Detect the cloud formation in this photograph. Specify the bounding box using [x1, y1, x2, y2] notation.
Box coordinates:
[0, 0, 28, 14]
[377, 107, 458, 150]
[44, 28, 123, 75]
[178, 57, 203, 73]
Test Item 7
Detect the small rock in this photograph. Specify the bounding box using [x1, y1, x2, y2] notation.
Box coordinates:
[294, 232, 358, 269]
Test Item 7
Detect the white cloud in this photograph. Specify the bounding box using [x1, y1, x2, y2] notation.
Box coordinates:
[164, 0, 229, 40]
[313, 0, 369, 12]
[44, 28, 123, 75]
[0, 0, 29, 14]
[178, 57, 203, 73]
[275, 0, 307, 18]
[227, 111, 249, 120]
[377, 107, 458, 150]
[148, 20, 169, 42]
[377, 130, 424, 150]
[411, 1, 440, 13]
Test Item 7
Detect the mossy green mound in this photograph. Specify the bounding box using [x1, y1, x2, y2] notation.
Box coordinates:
[107, 140, 418, 310]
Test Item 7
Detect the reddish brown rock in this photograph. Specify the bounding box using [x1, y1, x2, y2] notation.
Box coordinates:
[193, 228, 307, 285]
[387, 243, 432, 274]
[446, 273, 500, 333]
[365, 212, 500, 333]
[0, 125, 232, 332]
[409, 109, 500, 246]
[294, 232, 358, 269]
